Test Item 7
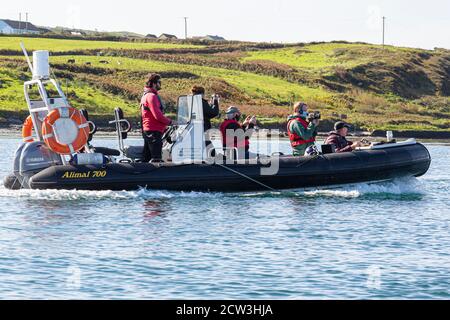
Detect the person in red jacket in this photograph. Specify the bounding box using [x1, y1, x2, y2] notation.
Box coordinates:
[219, 106, 256, 160]
[140, 74, 175, 162]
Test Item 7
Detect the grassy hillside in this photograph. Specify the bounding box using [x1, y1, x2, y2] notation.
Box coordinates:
[0, 35, 449, 132]
[0, 36, 199, 51]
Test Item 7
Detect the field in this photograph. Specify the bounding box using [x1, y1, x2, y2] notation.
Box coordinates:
[0, 35, 449, 132]
[0, 36, 200, 51]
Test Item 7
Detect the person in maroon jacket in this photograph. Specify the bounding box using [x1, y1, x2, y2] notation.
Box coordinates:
[324, 121, 362, 153]
[219, 106, 256, 160]
[140, 74, 175, 162]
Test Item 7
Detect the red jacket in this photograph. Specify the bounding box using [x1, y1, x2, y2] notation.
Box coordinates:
[219, 119, 251, 149]
[140, 87, 172, 133]
[287, 116, 316, 147]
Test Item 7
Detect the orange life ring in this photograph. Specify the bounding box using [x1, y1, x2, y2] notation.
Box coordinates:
[22, 115, 35, 143]
[42, 107, 90, 155]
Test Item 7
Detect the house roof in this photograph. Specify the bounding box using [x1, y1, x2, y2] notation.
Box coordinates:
[159, 33, 177, 39]
[145, 34, 157, 38]
[205, 35, 226, 41]
[0, 19, 43, 32]
[192, 35, 226, 41]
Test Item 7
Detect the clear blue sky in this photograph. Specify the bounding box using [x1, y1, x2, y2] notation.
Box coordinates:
[3, 0, 449, 49]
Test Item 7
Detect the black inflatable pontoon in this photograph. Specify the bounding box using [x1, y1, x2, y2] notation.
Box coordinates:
[9, 141, 428, 192]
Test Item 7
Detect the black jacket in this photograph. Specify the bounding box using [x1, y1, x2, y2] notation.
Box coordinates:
[202, 99, 219, 131]
[324, 131, 353, 153]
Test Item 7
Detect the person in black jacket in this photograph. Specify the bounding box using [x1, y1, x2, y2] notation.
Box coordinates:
[324, 121, 362, 153]
[191, 86, 220, 132]
[191, 86, 220, 156]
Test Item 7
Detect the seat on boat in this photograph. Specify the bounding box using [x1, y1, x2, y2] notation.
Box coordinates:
[124, 146, 145, 160]
[80, 108, 122, 156]
[92, 147, 121, 157]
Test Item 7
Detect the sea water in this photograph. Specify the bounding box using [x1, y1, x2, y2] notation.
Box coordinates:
[0, 137, 449, 299]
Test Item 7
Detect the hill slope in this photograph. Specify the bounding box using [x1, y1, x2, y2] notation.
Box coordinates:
[0, 35, 449, 132]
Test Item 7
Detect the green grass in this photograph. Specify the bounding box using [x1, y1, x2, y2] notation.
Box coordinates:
[0, 37, 448, 132]
[47, 55, 332, 104]
[0, 66, 133, 115]
[64, 83, 135, 115]
[242, 43, 421, 71]
[0, 36, 201, 52]
[0, 67, 29, 111]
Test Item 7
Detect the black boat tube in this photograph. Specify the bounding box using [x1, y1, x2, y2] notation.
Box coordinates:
[25, 143, 431, 192]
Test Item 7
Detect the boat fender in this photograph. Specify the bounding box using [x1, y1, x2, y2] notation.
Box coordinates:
[22, 115, 35, 143]
[72, 153, 106, 166]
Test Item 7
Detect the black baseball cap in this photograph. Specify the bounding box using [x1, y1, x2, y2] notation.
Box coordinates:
[334, 121, 351, 130]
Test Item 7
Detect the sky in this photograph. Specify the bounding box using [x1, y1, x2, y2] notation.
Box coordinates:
[2, 0, 449, 49]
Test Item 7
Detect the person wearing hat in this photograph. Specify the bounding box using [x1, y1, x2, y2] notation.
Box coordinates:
[219, 106, 256, 160]
[287, 102, 319, 156]
[324, 121, 362, 153]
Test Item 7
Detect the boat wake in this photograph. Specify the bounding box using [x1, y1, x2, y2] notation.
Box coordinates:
[242, 177, 425, 200]
[0, 177, 424, 201]
[0, 185, 214, 201]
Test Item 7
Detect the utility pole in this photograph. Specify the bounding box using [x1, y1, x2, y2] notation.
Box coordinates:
[19, 13, 22, 34]
[183, 17, 188, 39]
[26, 12, 29, 33]
[382, 16, 386, 48]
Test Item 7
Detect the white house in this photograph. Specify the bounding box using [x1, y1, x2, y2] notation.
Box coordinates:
[202, 35, 226, 41]
[159, 33, 178, 40]
[0, 19, 44, 35]
[192, 35, 226, 41]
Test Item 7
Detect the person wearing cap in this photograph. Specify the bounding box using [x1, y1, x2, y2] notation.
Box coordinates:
[287, 102, 319, 156]
[324, 121, 362, 153]
[219, 106, 256, 160]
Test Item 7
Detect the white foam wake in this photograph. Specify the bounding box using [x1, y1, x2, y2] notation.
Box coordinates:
[0, 177, 423, 201]
[0, 185, 215, 201]
[302, 178, 423, 198]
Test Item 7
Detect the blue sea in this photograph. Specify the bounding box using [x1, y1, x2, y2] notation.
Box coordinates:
[0, 137, 449, 299]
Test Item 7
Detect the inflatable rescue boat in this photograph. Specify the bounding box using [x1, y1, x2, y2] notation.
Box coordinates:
[3, 49, 431, 192]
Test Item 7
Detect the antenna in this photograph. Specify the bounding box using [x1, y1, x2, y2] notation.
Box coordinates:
[382, 16, 386, 48]
[19, 13, 22, 34]
[20, 42, 34, 74]
[26, 12, 29, 33]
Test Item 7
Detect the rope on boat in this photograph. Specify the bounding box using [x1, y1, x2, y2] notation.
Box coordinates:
[214, 163, 278, 192]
